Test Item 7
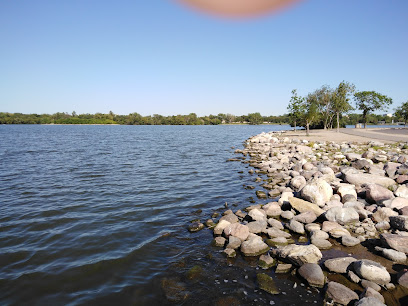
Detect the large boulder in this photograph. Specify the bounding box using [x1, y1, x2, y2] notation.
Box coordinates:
[342, 168, 396, 188]
[289, 197, 325, 217]
[324, 257, 357, 273]
[298, 263, 325, 288]
[365, 183, 394, 204]
[325, 207, 359, 225]
[274, 244, 322, 266]
[353, 260, 391, 285]
[240, 233, 269, 256]
[380, 233, 408, 254]
[325, 281, 359, 305]
[300, 178, 333, 207]
[223, 223, 249, 241]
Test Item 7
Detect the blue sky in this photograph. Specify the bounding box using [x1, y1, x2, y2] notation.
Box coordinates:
[1, 0, 407, 116]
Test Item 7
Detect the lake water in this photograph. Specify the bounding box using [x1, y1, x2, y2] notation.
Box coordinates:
[2, 124, 327, 305]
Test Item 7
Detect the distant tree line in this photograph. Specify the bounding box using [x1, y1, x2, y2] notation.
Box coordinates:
[0, 111, 291, 125]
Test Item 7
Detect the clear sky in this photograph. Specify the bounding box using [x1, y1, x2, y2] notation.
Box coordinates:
[1, 0, 407, 116]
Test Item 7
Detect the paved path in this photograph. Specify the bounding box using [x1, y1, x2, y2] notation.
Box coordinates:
[339, 127, 408, 143]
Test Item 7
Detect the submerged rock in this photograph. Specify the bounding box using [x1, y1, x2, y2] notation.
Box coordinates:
[257, 273, 279, 295]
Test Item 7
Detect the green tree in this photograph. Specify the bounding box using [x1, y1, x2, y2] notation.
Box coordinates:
[332, 81, 355, 132]
[247, 112, 263, 125]
[302, 92, 320, 136]
[314, 85, 333, 130]
[287, 89, 305, 130]
[354, 91, 392, 128]
[395, 101, 408, 126]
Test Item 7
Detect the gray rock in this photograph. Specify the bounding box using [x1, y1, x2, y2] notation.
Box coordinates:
[360, 279, 381, 292]
[300, 178, 333, 207]
[310, 230, 329, 240]
[325, 281, 359, 305]
[348, 270, 361, 283]
[275, 244, 322, 266]
[240, 234, 269, 256]
[293, 211, 317, 224]
[248, 208, 267, 221]
[365, 183, 394, 204]
[287, 219, 305, 234]
[386, 197, 408, 210]
[213, 220, 231, 235]
[324, 257, 357, 273]
[342, 168, 396, 188]
[290, 175, 306, 192]
[398, 270, 408, 288]
[226, 236, 242, 249]
[213, 236, 226, 247]
[353, 260, 391, 285]
[247, 220, 267, 234]
[267, 218, 284, 229]
[389, 215, 408, 231]
[266, 227, 292, 238]
[355, 297, 386, 306]
[395, 185, 408, 198]
[372, 207, 398, 223]
[311, 238, 332, 249]
[325, 207, 359, 225]
[223, 223, 249, 241]
[342, 235, 360, 247]
[305, 223, 321, 232]
[289, 197, 325, 217]
[280, 210, 294, 220]
[381, 233, 408, 254]
[375, 246, 407, 263]
[219, 213, 239, 223]
[298, 263, 325, 288]
[262, 202, 282, 217]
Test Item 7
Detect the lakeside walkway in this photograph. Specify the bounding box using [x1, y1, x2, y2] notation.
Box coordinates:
[282, 127, 408, 144]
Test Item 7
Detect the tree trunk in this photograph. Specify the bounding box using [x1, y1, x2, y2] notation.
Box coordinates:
[294, 120, 296, 131]
[363, 111, 367, 129]
[336, 112, 340, 133]
[306, 122, 310, 136]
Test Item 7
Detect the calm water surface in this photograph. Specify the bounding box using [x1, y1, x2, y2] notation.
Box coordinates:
[1, 124, 327, 305]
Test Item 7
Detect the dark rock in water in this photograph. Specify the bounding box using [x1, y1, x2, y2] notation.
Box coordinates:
[325, 281, 358, 305]
[258, 254, 276, 269]
[205, 219, 216, 228]
[186, 265, 203, 280]
[380, 233, 408, 254]
[213, 237, 226, 247]
[298, 263, 325, 288]
[257, 273, 279, 295]
[188, 222, 204, 232]
[223, 248, 236, 258]
[256, 190, 267, 199]
[215, 296, 241, 306]
[161, 277, 190, 302]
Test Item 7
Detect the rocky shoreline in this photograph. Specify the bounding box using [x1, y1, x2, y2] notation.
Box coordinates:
[190, 131, 408, 305]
